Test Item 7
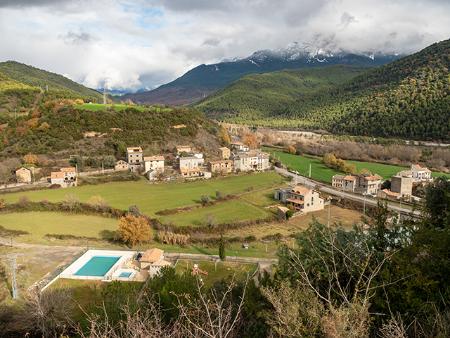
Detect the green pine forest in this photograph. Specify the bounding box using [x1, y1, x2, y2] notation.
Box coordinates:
[197, 39, 450, 141]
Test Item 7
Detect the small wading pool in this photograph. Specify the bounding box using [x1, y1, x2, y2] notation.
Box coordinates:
[74, 256, 120, 277]
[119, 271, 132, 278]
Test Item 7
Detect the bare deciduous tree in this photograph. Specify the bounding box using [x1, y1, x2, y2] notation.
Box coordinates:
[176, 277, 247, 338]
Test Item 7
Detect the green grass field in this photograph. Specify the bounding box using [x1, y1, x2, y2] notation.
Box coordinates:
[265, 147, 448, 183]
[0, 212, 117, 241]
[75, 103, 171, 112]
[2, 172, 284, 226]
[160, 199, 271, 227]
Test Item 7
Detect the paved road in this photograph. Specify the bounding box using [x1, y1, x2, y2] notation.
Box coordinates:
[274, 167, 421, 217]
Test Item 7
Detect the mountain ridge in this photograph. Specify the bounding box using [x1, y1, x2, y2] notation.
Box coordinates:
[197, 39, 450, 141]
[121, 45, 401, 105]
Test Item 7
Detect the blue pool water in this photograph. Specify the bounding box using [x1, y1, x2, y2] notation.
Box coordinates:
[119, 271, 132, 278]
[74, 256, 120, 277]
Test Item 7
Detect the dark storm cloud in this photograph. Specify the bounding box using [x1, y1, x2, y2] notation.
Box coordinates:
[0, 0, 71, 7]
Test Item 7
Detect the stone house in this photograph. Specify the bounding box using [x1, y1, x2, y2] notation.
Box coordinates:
[126, 147, 143, 172]
[391, 174, 413, 198]
[230, 141, 249, 152]
[15, 167, 32, 184]
[274, 184, 324, 213]
[356, 174, 382, 195]
[233, 151, 270, 172]
[50, 167, 77, 188]
[411, 164, 432, 182]
[208, 160, 234, 174]
[144, 156, 165, 180]
[219, 147, 231, 160]
[114, 160, 129, 171]
[332, 175, 357, 192]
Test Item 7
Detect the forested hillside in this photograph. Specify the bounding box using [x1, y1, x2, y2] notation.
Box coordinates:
[199, 39, 450, 141]
[196, 65, 366, 119]
[0, 61, 102, 113]
[0, 103, 220, 158]
[0, 61, 102, 100]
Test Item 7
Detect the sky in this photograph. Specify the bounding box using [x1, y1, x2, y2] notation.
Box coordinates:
[0, 0, 448, 92]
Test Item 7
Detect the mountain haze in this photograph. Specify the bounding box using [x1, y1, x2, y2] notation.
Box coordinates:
[122, 43, 400, 105]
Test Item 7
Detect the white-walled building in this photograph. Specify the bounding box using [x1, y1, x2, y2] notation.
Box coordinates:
[233, 150, 270, 172]
[144, 156, 164, 180]
[274, 184, 324, 213]
[50, 167, 77, 188]
[230, 141, 249, 152]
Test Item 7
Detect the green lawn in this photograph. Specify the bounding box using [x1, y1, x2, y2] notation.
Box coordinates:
[0, 212, 117, 241]
[160, 199, 271, 227]
[75, 103, 171, 112]
[175, 259, 257, 287]
[2, 172, 284, 226]
[265, 147, 448, 183]
[265, 148, 342, 183]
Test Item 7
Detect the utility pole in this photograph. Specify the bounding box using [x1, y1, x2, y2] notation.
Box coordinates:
[10, 255, 18, 299]
[363, 193, 367, 216]
[309, 163, 312, 178]
[327, 197, 332, 227]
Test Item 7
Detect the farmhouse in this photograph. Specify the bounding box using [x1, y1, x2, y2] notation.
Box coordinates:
[219, 146, 231, 159]
[233, 150, 270, 172]
[332, 173, 381, 195]
[144, 156, 165, 180]
[332, 175, 356, 192]
[114, 160, 129, 171]
[179, 156, 204, 171]
[356, 174, 382, 195]
[15, 167, 32, 184]
[126, 147, 143, 172]
[50, 167, 77, 188]
[208, 160, 234, 174]
[274, 184, 324, 213]
[230, 141, 249, 152]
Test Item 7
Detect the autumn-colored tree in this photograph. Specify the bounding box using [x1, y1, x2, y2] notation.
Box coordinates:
[242, 133, 258, 149]
[286, 145, 296, 154]
[23, 153, 38, 165]
[218, 126, 231, 145]
[117, 215, 152, 247]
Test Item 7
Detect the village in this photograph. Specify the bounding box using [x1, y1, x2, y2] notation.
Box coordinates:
[13, 140, 271, 188]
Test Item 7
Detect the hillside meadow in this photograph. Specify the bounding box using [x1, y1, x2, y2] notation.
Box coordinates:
[1, 172, 284, 222]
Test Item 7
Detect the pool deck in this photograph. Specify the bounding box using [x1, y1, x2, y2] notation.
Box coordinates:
[59, 249, 136, 281]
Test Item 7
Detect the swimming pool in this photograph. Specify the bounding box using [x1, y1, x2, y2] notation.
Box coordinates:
[119, 271, 132, 278]
[74, 256, 120, 277]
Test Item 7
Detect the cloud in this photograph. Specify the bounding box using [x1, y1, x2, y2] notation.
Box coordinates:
[340, 12, 357, 28]
[60, 31, 93, 45]
[0, 0, 448, 91]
